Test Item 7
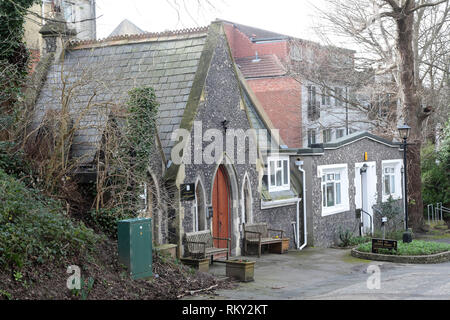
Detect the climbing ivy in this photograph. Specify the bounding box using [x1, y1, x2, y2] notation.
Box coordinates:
[91, 87, 159, 236]
[0, 0, 38, 71]
[124, 87, 160, 176]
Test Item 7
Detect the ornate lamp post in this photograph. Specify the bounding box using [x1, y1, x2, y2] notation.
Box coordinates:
[398, 123, 412, 243]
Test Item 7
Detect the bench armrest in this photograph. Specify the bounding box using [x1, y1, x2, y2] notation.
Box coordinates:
[185, 241, 207, 255]
[244, 230, 262, 235]
[268, 229, 284, 238]
[212, 237, 231, 250]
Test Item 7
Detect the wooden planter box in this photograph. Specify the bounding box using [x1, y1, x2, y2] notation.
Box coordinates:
[180, 257, 210, 272]
[225, 260, 255, 282]
[269, 238, 289, 254]
[154, 244, 178, 259]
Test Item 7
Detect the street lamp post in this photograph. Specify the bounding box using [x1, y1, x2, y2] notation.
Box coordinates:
[398, 123, 412, 243]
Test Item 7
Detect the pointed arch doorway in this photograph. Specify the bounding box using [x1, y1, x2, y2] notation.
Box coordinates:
[212, 165, 230, 249]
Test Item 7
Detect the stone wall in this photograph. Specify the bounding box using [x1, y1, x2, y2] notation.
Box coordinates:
[303, 137, 404, 247]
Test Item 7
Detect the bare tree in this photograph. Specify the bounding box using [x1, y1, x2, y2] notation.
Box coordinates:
[293, 0, 449, 231]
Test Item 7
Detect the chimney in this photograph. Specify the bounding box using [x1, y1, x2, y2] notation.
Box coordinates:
[39, 10, 76, 56]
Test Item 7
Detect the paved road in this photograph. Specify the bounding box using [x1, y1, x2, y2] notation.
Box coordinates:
[185, 247, 450, 300]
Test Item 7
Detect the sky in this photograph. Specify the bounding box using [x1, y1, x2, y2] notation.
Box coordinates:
[95, 0, 328, 42]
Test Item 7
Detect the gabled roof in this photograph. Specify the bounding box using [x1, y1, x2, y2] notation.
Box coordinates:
[235, 54, 286, 78]
[219, 20, 289, 42]
[108, 19, 145, 37]
[34, 26, 209, 164]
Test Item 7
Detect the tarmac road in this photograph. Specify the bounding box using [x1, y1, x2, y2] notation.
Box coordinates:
[185, 247, 450, 300]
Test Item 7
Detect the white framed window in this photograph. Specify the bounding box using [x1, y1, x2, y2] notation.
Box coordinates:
[318, 164, 350, 216]
[268, 156, 290, 192]
[336, 128, 345, 139]
[334, 87, 344, 107]
[290, 45, 302, 61]
[323, 129, 332, 143]
[321, 88, 331, 106]
[382, 160, 403, 202]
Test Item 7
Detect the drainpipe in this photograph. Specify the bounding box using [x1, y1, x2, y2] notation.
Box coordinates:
[295, 159, 307, 250]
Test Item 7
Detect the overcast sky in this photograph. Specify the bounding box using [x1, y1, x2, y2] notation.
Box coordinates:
[95, 0, 328, 42]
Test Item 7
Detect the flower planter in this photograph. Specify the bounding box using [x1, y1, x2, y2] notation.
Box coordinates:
[180, 257, 210, 272]
[225, 259, 255, 282]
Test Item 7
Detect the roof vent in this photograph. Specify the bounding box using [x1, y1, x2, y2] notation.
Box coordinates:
[252, 51, 261, 63]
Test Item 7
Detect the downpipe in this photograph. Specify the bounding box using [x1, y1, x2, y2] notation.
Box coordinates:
[295, 159, 307, 250]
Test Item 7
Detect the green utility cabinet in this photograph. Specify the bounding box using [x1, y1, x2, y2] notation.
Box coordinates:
[117, 218, 153, 280]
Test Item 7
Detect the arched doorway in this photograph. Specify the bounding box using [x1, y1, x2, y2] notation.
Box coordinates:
[212, 165, 230, 249]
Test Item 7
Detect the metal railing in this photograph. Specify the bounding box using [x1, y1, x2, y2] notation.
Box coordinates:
[427, 202, 450, 224]
[360, 208, 373, 236]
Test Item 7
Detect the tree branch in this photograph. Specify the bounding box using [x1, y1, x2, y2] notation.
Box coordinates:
[409, 0, 448, 14]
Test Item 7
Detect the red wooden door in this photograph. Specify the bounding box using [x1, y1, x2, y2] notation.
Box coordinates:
[212, 165, 230, 248]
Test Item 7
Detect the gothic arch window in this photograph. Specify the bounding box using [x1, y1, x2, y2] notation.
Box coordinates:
[139, 171, 161, 244]
[242, 174, 253, 225]
[194, 179, 207, 232]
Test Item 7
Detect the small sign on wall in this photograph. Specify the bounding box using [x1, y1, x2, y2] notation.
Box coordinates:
[207, 206, 213, 219]
[180, 183, 195, 201]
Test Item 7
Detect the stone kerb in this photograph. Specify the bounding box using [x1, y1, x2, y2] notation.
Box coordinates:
[351, 248, 450, 264]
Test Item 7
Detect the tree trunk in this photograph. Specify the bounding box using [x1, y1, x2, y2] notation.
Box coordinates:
[395, 2, 424, 231]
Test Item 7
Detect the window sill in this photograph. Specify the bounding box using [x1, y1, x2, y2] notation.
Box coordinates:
[382, 195, 402, 203]
[261, 197, 301, 209]
[321, 204, 350, 217]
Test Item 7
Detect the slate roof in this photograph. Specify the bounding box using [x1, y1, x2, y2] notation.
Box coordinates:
[34, 27, 209, 163]
[235, 54, 286, 78]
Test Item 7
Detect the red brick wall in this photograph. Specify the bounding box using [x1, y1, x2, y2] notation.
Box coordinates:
[28, 49, 41, 74]
[248, 77, 302, 148]
[223, 23, 288, 61]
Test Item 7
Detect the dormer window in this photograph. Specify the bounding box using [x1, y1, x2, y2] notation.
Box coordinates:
[268, 156, 290, 192]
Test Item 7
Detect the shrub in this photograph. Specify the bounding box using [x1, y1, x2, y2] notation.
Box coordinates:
[0, 168, 102, 269]
[89, 208, 135, 239]
[357, 240, 450, 256]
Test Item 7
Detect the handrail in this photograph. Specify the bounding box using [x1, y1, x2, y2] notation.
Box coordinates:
[360, 208, 373, 236]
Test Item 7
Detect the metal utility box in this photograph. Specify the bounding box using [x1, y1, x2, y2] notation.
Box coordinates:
[117, 218, 153, 280]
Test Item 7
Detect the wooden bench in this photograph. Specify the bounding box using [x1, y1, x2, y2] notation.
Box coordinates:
[185, 230, 230, 263]
[243, 223, 284, 257]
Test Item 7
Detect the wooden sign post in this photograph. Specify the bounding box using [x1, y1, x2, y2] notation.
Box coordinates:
[371, 238, 398, 254]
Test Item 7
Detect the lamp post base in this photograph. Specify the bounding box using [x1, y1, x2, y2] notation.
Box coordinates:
[402, 231, 413, 243]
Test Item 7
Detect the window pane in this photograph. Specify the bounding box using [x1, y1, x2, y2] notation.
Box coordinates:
[277, 160, 282, 168]
[336, 183, 341, 204]
[322, 184, 326, 207]
[390, 175, 395, 194]
[335, 173, 340, 180]
[384, 175, 390, 194]
[326, 183, 334, 207]
[283, 160, 288, 185]
[276, 169, 282, 186]
[270, 161, 275, 186]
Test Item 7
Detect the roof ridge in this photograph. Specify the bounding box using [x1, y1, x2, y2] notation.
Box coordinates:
[69, 26, 209, 47]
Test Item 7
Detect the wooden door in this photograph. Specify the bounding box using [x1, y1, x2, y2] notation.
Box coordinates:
[212, 165, 230, 248]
